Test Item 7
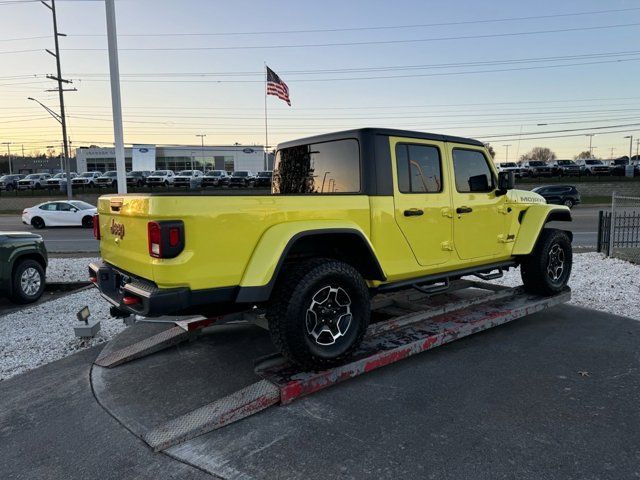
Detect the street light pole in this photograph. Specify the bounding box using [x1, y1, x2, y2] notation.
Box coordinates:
[502, 144, 512, 162]
[196, 134, 206, 170]
[2, 142, 11, 174]
[105, 0, 127, 194]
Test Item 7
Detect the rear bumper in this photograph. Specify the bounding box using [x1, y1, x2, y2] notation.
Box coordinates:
[89, 260, 239, 316]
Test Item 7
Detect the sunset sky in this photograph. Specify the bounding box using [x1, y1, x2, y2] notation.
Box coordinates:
[1, 0, 639, 161]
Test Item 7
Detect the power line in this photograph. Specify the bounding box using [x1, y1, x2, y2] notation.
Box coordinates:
[59, 22, 640, 52]
[49, 6, 640, 37]
[61, 50, 640, 77]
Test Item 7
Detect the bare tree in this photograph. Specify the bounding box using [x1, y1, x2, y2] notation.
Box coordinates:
[484, 143, 496, 159]
[574, 151, 598, 160]
[519, 147, 557, 163]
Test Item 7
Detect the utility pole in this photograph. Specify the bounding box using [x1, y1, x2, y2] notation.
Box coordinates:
[502, 144, 512, 162]
[585, 134, 595, 157]
[635, 139, 639, 162]
[2, 142, 12, 174]
[610, 147, 616, 159]
[624, 136, 633, 176]
[196, 134, 206, 170]
[105, 0, 127, 194]
[42, 0, 74, 199]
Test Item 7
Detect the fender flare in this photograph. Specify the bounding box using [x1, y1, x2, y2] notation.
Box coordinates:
[236, 221, 385, 303]
[512, 205, 572, 256]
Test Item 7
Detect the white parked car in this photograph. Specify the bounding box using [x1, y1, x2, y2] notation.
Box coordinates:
[17, 173, 51, 190]
[173, 170, 204, 188]
[72, 171, 102, 187]
[45, 172, 77, 188]
[496, 162, 522, 178]
[147, 170, 175, 186]
[22, 200, 97, 229]
[95, 170, 118, 188]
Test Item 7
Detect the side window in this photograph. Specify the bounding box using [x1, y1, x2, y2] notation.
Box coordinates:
[273, 138, 360, 194]
[452, 149, 495, 193]
[39, 203, 55, 211]
[395, 143, 442, 193]
[57, 203, 72, 211]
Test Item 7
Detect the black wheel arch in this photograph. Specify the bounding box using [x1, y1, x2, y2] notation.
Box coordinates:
[236, 229, 385, 304]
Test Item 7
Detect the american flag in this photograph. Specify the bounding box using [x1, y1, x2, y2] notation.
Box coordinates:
[266, 66, 291, 106]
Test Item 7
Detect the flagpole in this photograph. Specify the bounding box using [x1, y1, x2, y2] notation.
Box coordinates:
[264, 62, 268, 171]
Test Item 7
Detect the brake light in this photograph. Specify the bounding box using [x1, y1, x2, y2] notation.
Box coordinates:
[147, 220, 184, 258]
[148, 221, 162, 258]
[93, 214, 100, 240]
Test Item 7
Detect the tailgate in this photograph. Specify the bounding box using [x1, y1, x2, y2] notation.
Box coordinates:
[97, 195, 154, 280]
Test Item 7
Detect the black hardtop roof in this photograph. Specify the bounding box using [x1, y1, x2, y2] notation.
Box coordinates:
[276, 128, 484, 150]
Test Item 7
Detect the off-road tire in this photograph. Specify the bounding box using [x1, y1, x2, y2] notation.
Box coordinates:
[10, 258, 45, 304]
[520, 228, 572, 296]
[266, 258, 370, 370]
[31, 217, 45, 229]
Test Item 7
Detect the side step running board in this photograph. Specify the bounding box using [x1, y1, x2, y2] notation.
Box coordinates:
[412, 279, 450, 295]
[474, 269, 504, 281]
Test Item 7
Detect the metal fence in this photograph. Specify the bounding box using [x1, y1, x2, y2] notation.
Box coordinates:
[597, 193, 640, 264]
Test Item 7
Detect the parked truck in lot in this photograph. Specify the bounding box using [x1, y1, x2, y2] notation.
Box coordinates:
[91, 128, 573, 369]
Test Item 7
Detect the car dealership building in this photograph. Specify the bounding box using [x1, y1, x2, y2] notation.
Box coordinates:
[75, 144, 272, 173]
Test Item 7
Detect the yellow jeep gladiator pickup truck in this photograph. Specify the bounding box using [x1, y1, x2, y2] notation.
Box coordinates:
[90, 128, 572, 369]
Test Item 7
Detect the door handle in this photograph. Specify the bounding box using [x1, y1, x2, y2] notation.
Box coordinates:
[456, 206, 473, 214]
[404, 208, 424, 217]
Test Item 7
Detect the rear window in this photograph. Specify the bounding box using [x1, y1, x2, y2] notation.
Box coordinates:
[395, 143, 442, 193]
[273, 138, 360, 194]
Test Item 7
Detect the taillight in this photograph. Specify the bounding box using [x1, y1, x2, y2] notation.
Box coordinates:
[93, 214, 100, 240]
[147, 220, 184, 258]
[148, 221, 162, 258]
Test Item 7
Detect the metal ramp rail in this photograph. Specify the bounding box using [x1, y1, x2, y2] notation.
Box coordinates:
[92, 281, 571, 452]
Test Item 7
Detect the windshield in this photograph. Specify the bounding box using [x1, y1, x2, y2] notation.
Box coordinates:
[585, 160, 602, 165]
[206, 171, 223, 176]
[529, 161, 545, 166]
[81, 172, 95, 177]
[557, 160, 575, 165]
[52, 173, 64, 179]
[258, 171, 272, 177]
[151, 170, 168, 176]
[500, 163, 517, 168]
[102, 171, 117, 177]
[25, 174, 40, 179]
[233, 171, 248, 177]
[177, 170, 194, 176]
[69, 201, 95, 210]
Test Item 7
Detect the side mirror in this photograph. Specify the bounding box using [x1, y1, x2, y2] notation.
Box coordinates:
[497, 171, 515, 195]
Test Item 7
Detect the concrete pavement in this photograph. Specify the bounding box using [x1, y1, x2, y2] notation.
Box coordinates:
[0, 215, 98, 253]
[1, 304, 638, 479]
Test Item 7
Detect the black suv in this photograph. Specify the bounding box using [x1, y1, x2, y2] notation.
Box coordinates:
[253, 171, 273, 188]
[126, 171, 151, 187]
[551, 160, 581, 176]
[523, 161, 553, 177]
[531, 185, 581, 208]
[0, 174, 25, 192]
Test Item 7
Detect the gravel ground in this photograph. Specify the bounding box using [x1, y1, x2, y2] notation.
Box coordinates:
[46, 257, 99, 283]
[1, 253, 638, 381]
[0, 288, 125, 381]
[493, 252, 640, 320]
